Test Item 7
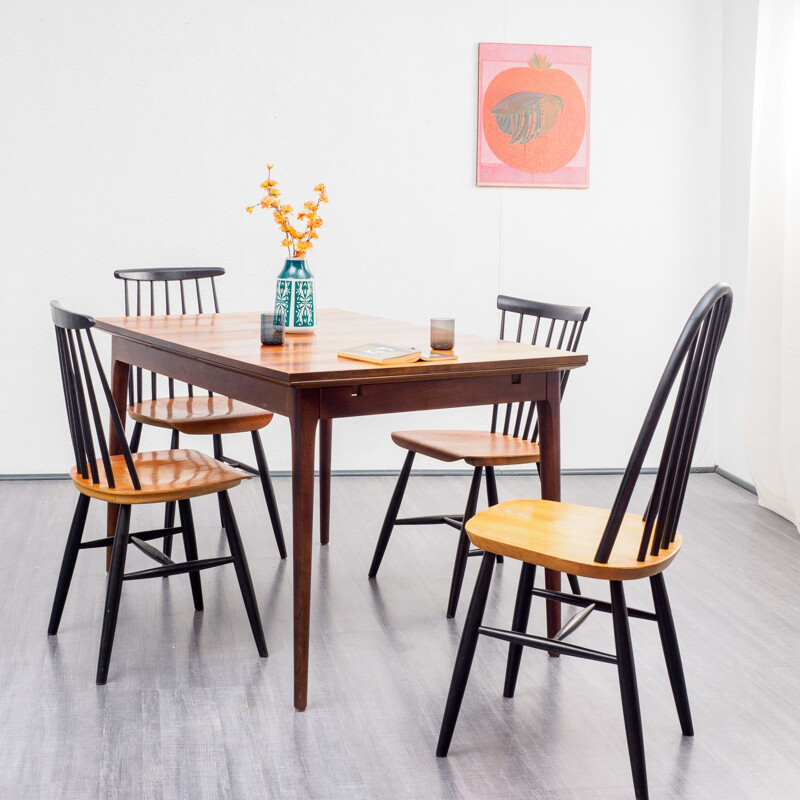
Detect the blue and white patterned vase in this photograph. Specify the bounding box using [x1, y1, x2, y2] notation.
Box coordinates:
[274, 257, 316, 333]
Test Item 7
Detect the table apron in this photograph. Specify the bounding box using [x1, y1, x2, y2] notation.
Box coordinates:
[113, 337, 553, 421]
[319, 372, 549, 419]
[112, 337, 293, 418]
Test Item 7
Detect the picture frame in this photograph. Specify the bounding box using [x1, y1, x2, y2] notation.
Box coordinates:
[477, 42, 591, 188]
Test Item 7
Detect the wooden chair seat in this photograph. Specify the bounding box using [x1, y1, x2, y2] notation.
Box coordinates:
[127, 396, 273, 436]
[391, 430, 541, 467]
[466, 499, 682, 581]
[70, 449, 248, 505]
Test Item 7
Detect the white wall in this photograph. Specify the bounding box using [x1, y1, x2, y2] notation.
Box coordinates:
[0, 0, 726, 476]
[716, 0, 759, 485]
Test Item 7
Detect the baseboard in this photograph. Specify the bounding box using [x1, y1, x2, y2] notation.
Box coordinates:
[1, 466, 721, 480]
[314, 466, 718, 478]
[714, 466, 756, 494]
[0, 473, 69, 481]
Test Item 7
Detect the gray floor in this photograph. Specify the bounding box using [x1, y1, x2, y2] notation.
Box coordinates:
[1, 471, 799, 799]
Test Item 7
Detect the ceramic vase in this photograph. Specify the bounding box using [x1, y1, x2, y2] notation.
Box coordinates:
[274, 257, 315, 333]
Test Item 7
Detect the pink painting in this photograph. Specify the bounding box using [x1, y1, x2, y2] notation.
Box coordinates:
[477, 43, 591, 188]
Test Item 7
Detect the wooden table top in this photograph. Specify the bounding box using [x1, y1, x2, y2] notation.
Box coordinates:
[96, 309, 588, 388]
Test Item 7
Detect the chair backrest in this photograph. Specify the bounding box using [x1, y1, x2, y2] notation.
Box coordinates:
[114, 267, 225, 404]
[594, 283, 733, 564]
[491, 295, 591, 442]
[51, 301, 140, 490]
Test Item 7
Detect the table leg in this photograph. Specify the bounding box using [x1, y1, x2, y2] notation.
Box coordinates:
[106, 342, 130, 571]
[319, 419, 332, 546]
[290, 390, 319, 711]
[537, 371, 562, 643]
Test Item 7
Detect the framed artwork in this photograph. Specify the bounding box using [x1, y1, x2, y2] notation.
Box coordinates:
[477, 42, 591, 188]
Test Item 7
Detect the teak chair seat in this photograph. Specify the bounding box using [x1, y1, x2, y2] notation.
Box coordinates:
[466, 499, 682, 581]
[391, 429, 542, 467]
[369, 295, 591, 618]
[70, 449, 248, 505]
[115, 267, 286, 560]
[127, 396, 274, 436]
[48, 301, 267, 685]
[437, 284, 733, 800]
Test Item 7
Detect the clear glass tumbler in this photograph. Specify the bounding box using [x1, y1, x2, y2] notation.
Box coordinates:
[261, 308, 286, 346]
[430, 317, 455, 351]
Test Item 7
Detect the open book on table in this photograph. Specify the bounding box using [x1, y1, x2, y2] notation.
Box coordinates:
[337, 343, 458, 365]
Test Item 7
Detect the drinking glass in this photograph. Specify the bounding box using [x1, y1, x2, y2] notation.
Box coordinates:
[430, 317, 455, 351]
[261, 308, 286, 346]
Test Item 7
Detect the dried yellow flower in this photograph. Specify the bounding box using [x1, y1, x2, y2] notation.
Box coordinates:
[247, 163, 329, 258]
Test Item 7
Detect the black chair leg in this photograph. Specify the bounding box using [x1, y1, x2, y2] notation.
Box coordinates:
[651, 573, 693, 736]
[447, 467, 483, 619]
[610, 581, 649, 800]
[437, 551, 495, 757]
[484, 467, 503, 564]
[213, 434, 226, 531]
[368, 450, 415, 578]
[163, 428, 180, 558]
[503, 562, 536, 697]
[163, 500, 176, 558]
[48, 493, 91, 635]
[251, 430, 287, 559]
[96, 504, 132, 685]
[178, 499, 203, 611]
[129, 421, 143, 454]
[218, 490, 268, 657]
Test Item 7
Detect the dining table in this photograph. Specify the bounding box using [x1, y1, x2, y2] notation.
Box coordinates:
[95, 308, 588, 710]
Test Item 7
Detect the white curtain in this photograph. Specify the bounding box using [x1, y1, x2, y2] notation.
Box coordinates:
[746, 0, 800, 529]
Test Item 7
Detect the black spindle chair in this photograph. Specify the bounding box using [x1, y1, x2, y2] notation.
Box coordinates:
[368, 296, 591, 618]
[436, 284, 733, 800]
[115, 268, 286, 561]
[48, 301, 268, 684]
